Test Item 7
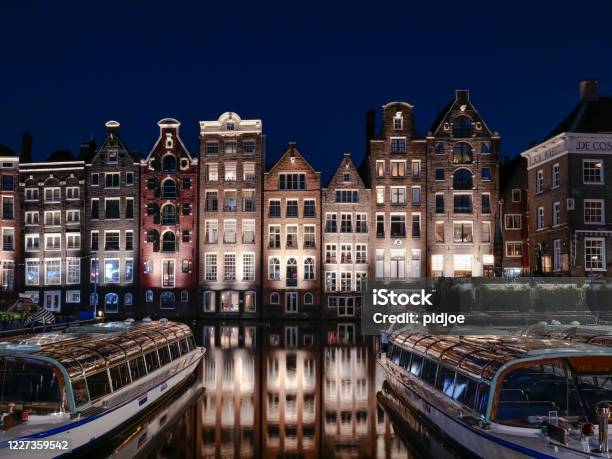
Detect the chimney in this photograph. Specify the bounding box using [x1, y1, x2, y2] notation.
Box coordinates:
[20, 131, 32, 163]
[579, 79, 599, 102]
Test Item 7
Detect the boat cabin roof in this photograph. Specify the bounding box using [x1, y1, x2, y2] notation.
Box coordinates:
[0, 321, 192, 378]
[389, 333, 612, 382]
[517, 324, 612, 347]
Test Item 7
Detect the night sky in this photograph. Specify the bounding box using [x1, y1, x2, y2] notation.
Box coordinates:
[2, 1, 612, 179]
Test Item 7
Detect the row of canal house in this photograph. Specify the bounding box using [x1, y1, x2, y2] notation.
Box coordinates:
[3, 80, 610, 319]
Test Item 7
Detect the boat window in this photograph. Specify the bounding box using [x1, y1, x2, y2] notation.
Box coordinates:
[0, 356, 67, 414]
[87, 370, 112, 401]
[169, 342, 181, 360]
[410, 354, 423, 377]
[576, 375, 612, 422]
[453, 373, 477, 408]
[390, 345, 401, 365]
[436, 366, 455, 397]
[129, 356, 147, 381]
[188, 336, 196, 350]
[145, 351, 160, 372]
[475, 383, 489, 417]
[399, 350, 411, 370]
[158, 346, 171, 366]
[109, 364, 131, 391]
[495, 361, 584, 426]
[421, 358, 438, 386]
[71, 379, 89, 407]
[180, 339, 189, 355]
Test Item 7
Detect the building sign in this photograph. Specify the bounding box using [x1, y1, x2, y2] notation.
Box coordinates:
[524, 134, 612, 169]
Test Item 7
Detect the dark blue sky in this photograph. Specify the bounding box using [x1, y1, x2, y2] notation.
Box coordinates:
[2, 1, 612, 178]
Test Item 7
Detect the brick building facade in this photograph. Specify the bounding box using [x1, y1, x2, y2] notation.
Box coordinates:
[199, 113, 263, 318]
[263, 144, 321, 318]
[85, 121, 140, 315]
[139, 118, 198, 316]
[0, 145, 20, 304]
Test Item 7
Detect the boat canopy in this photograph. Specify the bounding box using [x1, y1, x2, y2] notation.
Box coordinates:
[0, 321, 192, 379]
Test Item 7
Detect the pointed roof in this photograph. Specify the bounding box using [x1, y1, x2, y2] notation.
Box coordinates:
[145, 118, 194, 161]
[544, 96, 612, 140]
[92, 121, 140, 163]
[266, 142, 319, 175]
[429, 89, 494, 137]
[325, 153, 366, 188]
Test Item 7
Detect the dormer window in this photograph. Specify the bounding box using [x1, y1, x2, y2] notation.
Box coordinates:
[165, 133, 174, 148]
[226, 122, 235, 131]
[107, 151, 118, 164]
[393, 112, 403, 130]
[343, 173, 351, 182]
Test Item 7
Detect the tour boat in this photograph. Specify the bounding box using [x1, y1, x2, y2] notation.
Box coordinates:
[379, 333, 612, 458]
[0, 319, 205, 458]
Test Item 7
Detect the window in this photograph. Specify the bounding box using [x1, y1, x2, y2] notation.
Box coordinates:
[553, 202, 561, 226]
[304, 257, 315, 280]
[162, 260, 175, 288]
[435, 142, 445, 154]
[552, 163, 560, 188]
[390, 250, 405, 280]
[66, 209, 79, 224]
[341, 244, 352, 263]
[242, 253, 255, 281]
[325, 213, 337, 232]
[390, 160, 405, 177]
[393, 114, 403, 130]
[182, 202, 190, 216]
[44, 187, 60, 202]
[453, 222, 473, 243]
[25, 259, 39, 286]
[203, 291, 215, 312]
[269, 200, 281, 217]
[512, 189, 521, 202]
[223, 191, 237, 211]
[304, 225, 315, 248]
[553, 239, 561, 271]
[105, 198, 120, 219]
[2, 197, 13, 219]
[205, 253, 217, 280]
[66, 258, 80, 284]
[44, 234, 61, 250]
[279, 173, 305, 190]
[454, 194, 473, 213]
[162, 155, 177, 173]
[505, 214, 521, 229]
[161, 231, 176, 252]
[126, 172, 134, 185]
[481, 221, 491, 242]
[224, 140, 237, 154]
[224, 163, 237, 181]
[161, 179, 177, 198]
[536, 170, 544, 193]
[286, 258, 298, 287]
[66, 232, 80, 250]
[91, 231, 99, 251]
[286, 200, 298, 217]
[343, 172, 351, 182]
[104, 259, 120, 283]
[125, 259, 134, 283]
[325, 272, 337, 292]
[537, 206, 544, 229]
[412, 213, 421, 238]
[336, 190, 358, 203]
[105, 172, 120, 188]
[412, 186, 421, 204]
[146, 177, 157, 190]
[223, 219, 236, 244]
[145, 290, 153, 302]
[25, 211, 39, 225]
[44, 291, 61, 312]
[181, 259, 191, 273]
[376, 187, 384, 205]
[356, 244, 367, 264]
[268, 225, 280, 248]
[66, 186, 79, 199]
[243, 140, 256, 154]
[583, 159, 604, 184]
[325, 244, 337, 264]
[243, 162, 256, 181]
[268, 257, 280, 280]
[391, 187, 406, 204]
[286, 225, 298, 248]
[90, 258, 99, 283]
[160, 290, 175, 309]
[376, 161, 385, 177]
[224, 253, 236, 280]
[340, 214, 352, 233]
[412, 160, 421, 178]
[104, 293, 119, 313]
[340, 272, 352, 292]
[584, 199, 605, 224]
[44, 259, 61, 285]
[355, 272, 367, 292]
[481, 167, 491, 180]
[390, 214, 406, 237]
[376, 214, 385, 237]
[453, 116, 472, 138]
[243, 220, 255, 244]
[205, 191, 218, 211]
[25, 234, 39, 251]
[452, 143, 473, 164]
[435, 168, 444, 180]
[125, 231, 134, 251]
[435, 222, 444, 242]
[481, 141, 491, 153]
[355, 213, 367, 233]
[1, 228, 13, 251]
[375, 250, 384, 278]
[66, 290, 80, 304]
[303, 199, 316, 217]
[453, 169, 472, 189]
[506, 242, 523, 257]
[0, 175, 13, 191]
[482, 194, 491, 213]
[435, 194, 444, 214]
[44, 210, 61, 226]
[390, 137, 406, 153]
[124, 293, 133, 305]
[207, 164, 218, 181]
[25, 188, 39, 201]
[585, 238, 605, 270]
[206, 141, 219, 155]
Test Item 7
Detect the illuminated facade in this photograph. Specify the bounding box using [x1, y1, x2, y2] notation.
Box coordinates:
[0, 144, 19, 303]
[426, 89, 500, 277]
[85, 121, 140, 315]
[263, 144, 322, 318]
[139, 118, 198, 316]
[198, 113, 263, 318]
[322, 153, 370, 318]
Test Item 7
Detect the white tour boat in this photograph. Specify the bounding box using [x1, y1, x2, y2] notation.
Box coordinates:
[379, 333, 612, 458]
[0, 319, 205, 458]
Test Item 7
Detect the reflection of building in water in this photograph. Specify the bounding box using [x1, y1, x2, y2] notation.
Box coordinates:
[200, 324, 259, 458]
[262, 324, 321, 458]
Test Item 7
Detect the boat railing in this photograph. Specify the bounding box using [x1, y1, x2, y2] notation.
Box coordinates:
[0, 318, 103, 338]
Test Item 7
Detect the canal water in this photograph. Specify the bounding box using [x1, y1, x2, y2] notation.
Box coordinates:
[80, 321, 464, 459]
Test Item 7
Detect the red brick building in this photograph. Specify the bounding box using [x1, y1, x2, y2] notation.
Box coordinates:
[139, 118, 198, 316]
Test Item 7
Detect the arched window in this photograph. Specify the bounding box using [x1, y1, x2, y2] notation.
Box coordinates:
[145, 290, 153, 302]
[452, 142, 473, 164]
[124, 293, 133, 306]
[162, 154, 177, 173]
[304, 292, 314, 304]
[269, 257, 280, 280]
[435, 142, 445, 154]
[162, 205, 177, 225]
[162, 231, 176, 252]
[161, 179, 177, 198]
[105, 293, 119, 313]
[304, 257, 315, 280]
[286, 258, 297, 287]
[453, 169, 473, 190]
[452, 116, 473, 138]
[160, 291, 175, 309]
[180, 289, 189, 302]
[270, 292, 280, 304]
